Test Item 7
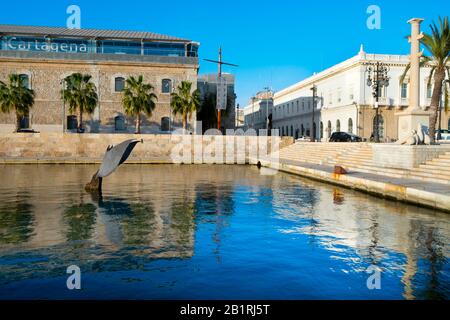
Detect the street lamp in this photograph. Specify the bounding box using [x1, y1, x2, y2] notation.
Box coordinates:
[263, 87, 272, 131]
[251, 96, 256, 129]
[365, 61, 390, 143]
[310, 84, 317, 142]
[438, 79, 450, 141]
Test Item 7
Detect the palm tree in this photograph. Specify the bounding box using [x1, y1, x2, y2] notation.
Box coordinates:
[0, 74, 35, 132]
[122, 75, 157, 134]
[171, 81, 200, 132]
[401, 17, 450, 143]
[61, 73, 98, 133]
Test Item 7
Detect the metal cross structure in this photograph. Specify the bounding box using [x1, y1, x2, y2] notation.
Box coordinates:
[204, 47, 238, 131]
[365, 61, 390, 143]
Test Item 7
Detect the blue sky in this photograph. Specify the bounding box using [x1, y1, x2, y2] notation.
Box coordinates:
[0, 0, 448, 106]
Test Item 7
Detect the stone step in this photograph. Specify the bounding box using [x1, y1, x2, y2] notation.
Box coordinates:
[409, 172, 450, 184]
[419, 162, 450, 170]
[415, 167, 450, 177]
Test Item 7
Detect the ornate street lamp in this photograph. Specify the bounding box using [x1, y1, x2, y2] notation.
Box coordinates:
[365, 61, 390, 143]
[310, 84, 317, 142]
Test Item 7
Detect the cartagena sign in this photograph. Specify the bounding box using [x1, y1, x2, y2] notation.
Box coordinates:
[4, 36, 89, 53]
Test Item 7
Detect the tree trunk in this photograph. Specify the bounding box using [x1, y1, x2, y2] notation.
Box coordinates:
[15, 108, 20, 132]
[135, 113, 141, 134]
[182, 113, 187, 133]
[77, 106, 83, 133]
[429, 69, 445, 144]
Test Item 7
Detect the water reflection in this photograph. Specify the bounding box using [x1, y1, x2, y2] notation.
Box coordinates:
[0, 192, 34, 245]
[0, 164, 448, 300]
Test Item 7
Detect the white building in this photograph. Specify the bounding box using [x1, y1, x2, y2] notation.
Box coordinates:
[243, 90, 274, 132]
[246, 46, 450, 141]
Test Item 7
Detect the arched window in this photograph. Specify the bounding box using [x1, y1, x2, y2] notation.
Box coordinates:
[19, 74, 30, 89]
[115, 77, 125, 92]
[327, 121, 332, 138]
[336, 119, 341, 132]
[114, 115, 126, 131]
[348, 118, 353, 134]
[373, 115, 385, 140]
[162, 79, 172, 93]
[301, 124, 304, 136]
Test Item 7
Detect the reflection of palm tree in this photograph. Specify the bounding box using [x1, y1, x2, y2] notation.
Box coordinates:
[416, 225, 447, 300]
[63, 203, 97, 241]
[194, 184, 235, 261]
[0, 193, 34, 245]
[170, 196, 195, 246]
[120, 203, 155, 246]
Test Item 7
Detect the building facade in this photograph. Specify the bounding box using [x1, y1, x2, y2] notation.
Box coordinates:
[243, 90, 274, 132]
[0, 25, 199, 133]
[245, 46, 450, 141]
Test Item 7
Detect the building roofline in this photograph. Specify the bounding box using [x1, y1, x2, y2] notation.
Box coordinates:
[0, 24, 195, 43]
[273, 52, 415, 100]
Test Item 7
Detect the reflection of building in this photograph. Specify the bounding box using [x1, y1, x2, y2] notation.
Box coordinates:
[269, 176, 450, 299]
[244, 46, 450, 141]
[0, 25, 199, 133]
[197, 73, 236, 131]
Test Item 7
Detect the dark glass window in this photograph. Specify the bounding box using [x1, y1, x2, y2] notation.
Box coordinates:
[115, 77, 125, 92]
[99, 40, 141, 55]
[19, 74, 30, 89]
[162, 79, 172, 93]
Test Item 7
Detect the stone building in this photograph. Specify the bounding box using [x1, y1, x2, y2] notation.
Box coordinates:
[0, 24, 199, 133]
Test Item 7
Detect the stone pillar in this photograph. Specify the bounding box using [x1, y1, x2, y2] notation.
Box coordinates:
[396, 18, 430, 142]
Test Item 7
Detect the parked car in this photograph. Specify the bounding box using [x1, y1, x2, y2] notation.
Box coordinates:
[329, 132, 362, 142]
[436, 129, 450, 141]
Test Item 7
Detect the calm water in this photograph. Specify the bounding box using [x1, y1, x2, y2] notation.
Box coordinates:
[0, 164, 448, 300]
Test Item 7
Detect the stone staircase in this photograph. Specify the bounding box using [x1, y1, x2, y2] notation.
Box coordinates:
[278, 142, 450, 185]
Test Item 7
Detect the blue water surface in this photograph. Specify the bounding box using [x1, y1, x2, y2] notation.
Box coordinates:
[0, 165, 448, 300]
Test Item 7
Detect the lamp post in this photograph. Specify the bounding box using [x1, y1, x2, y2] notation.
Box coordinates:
[263, 87, 272, 131]
[365, 61, 390, 143]
[310, 84, 317, 142]
[437, 79, 449, 141]
[251, 96, 256, 129]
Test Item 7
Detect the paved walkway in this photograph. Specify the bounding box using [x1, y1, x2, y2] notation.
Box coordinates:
[258, 157, 450, 213]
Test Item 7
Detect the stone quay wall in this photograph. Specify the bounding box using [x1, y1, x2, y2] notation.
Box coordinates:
[372, 144, 450, 170]
[0, 133, 294, 164]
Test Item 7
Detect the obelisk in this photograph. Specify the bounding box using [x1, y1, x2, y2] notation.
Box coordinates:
[396, 18, 430, 142]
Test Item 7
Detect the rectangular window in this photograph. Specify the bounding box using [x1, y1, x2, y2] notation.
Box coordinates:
[427, 84, 432, 99]
[401, 83, 408, 99]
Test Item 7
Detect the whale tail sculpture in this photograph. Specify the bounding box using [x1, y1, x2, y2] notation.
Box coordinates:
[85, 139, 143, 193]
